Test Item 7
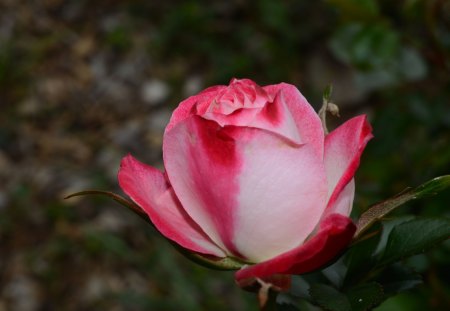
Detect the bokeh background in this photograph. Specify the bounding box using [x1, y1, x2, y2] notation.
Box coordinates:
[1, 0, 449, 310]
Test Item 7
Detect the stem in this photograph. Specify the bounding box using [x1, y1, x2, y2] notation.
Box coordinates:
[259, 290, 278, 311]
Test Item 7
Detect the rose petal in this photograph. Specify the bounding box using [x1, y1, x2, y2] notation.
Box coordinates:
[163, 117, 243, 256]
[328, 179, 355, 217]
[201, 90, 301, 144]
[235, 214, 356, 281]
[118, 154, 225, 257]
[166, 85, 226, 132]
[226, 126, 327, 262]
[163, 116, 327, 261]
[324, 115, 373, 216]
[263, 83, 324, 158]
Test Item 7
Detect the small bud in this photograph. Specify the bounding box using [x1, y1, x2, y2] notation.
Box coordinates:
[319, 84, 340, 134]
[327, 102, 340, 117]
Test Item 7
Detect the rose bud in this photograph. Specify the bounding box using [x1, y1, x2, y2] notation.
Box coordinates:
[118, 78, 373, 283]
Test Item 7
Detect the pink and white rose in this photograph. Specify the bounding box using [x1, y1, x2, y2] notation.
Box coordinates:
[118, 78, 373, 281]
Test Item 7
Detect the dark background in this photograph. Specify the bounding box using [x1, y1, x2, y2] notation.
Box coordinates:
[0, 0, 449, 310]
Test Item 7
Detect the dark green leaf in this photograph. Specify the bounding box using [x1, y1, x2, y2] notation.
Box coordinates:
[346, 282, 384, 311]
[355, 175, 450, 238]
[289, 275, 313, 300]
[380, 218, 450, 266]
[344, 224, 382, 285]
[309, 284, 351, 311]
[277, 300, 322, 311]
[372, 217, 415, 257]
[321, 257, 347, 288]
[376, 263, 422, 296]
[275, 303, 300, 311]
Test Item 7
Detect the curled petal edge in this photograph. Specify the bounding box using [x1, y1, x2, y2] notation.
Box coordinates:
[234, 214, 356, 281]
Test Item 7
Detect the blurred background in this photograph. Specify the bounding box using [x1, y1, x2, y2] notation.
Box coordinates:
[0, 0, 449, 310]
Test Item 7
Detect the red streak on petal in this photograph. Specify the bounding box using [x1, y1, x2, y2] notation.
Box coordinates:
[186, 118, 243, 257]
[194, 119, 236, 167]
[260, 94, 281, 125]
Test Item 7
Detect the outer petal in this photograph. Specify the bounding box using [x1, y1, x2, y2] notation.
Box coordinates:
[118, 154, 226, 257]
[328, 179, 355, 217]
[229, 126, 327, 262]
[163, 116, 328, 262]
[324, 115, 373, 216]
[163, 117, 243, 256]
[263, 83, 324, 158]
[235, 214, 356, 281]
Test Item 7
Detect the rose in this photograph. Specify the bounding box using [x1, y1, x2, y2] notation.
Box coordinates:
[118, 78, 372, 282]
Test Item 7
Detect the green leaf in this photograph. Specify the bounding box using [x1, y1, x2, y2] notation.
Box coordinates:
[376, 263, 422, 296]
[289, 275, 313, 300]
[321, 257, 347, 288]
[380, 218, 450, 266]
[309, 284, 351, 311]
[355, 175, 450, 238]
[372, 217, 415, 257]
[323, 84, 333, 103]
[275, 303, 301, 311]
[346, 282, 384, 311]
[344, 225, 382, 285]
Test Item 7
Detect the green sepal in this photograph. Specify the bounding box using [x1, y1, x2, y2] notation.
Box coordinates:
[64, 190, 150, 223]
[172, 242, 247, 271]
[355, 175, 450, 239]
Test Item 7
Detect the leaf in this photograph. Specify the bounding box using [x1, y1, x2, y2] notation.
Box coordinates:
[309, 284, 351, 311]
[355, 175, 450, 238]
[321, 257, 347, 288]
[376, 263, 422, 296]
[64, 190, 150, 223]
[379, 218, 450, 266]
[372, 217, 415, 257]
[289, 275, 313, 300]
[275, 303, 301, 311]
[344, 225, 382, 285]
[323, 84, 333, 103]
[346, 282, 384, 311]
